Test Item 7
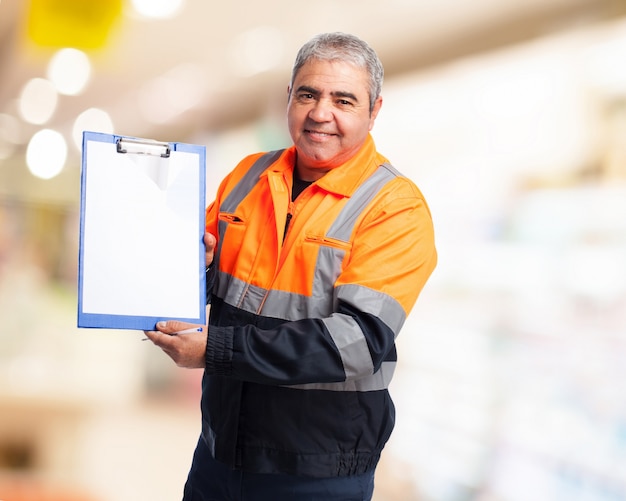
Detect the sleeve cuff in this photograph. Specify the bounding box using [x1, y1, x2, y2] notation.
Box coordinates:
[205, 326, 233, 375]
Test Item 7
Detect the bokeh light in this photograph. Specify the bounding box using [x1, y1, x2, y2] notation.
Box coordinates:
[131, 0, 184, 19]
[26, 129, 67, 179]
[47, 48, 92, 96]
[72, 108, 114, 150]
[18, 78, 58, 125]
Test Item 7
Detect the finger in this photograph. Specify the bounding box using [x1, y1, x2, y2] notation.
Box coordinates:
[142, 329, 160, 342]
[143, 328, 180, 349]
[143, 325, 208, 368]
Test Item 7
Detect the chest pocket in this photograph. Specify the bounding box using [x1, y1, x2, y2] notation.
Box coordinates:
[304, 233, 352, 251]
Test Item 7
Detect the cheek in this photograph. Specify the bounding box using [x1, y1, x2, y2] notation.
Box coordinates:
[286, 112, 299, 136]
[287, 107, 304, 128]
[340, 116, 369, 139]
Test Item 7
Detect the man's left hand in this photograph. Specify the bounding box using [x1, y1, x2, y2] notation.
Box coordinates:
[143, 320, 207, 369]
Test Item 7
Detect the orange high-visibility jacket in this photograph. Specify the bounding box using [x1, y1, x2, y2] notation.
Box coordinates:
[202, 134, 437, 477]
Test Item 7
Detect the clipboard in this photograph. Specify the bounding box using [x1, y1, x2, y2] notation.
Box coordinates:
[77, 131, 206, 330]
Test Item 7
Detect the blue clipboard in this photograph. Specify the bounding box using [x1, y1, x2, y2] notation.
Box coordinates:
[77, 131, 206, 330]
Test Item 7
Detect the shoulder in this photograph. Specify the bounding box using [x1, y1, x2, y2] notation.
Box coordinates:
[360, 162, 434, 223]
[377, 162, 429, 202]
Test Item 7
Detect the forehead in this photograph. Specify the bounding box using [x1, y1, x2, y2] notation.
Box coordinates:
[293, 59, 370, 95]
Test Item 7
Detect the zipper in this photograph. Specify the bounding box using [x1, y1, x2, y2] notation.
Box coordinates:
[283, 213, 293, 243]
[258, 206, 293, 314]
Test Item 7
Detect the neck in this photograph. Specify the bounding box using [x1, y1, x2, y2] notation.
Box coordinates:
[295, 165, 328, 182]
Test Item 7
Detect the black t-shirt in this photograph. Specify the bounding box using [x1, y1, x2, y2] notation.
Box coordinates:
[292, 170, 312, 201]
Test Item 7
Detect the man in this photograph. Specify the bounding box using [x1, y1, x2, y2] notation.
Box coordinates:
[144, 32, 437, 500]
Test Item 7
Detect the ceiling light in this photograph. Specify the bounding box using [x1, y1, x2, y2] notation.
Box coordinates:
[131, 0, 184, 19]
[47, 48, 92, 96]
[18, 78, 58, 125]
[26, 129, 67, 179]
[73, 108, 114, 150]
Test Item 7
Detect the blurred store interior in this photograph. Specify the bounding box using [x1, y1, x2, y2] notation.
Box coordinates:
[1, 0, 626, 500]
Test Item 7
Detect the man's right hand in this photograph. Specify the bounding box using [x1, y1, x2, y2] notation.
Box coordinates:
[205, 232, 217, 267]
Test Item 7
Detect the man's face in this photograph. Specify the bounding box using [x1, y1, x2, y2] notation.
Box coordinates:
[287, 58, 382, 181]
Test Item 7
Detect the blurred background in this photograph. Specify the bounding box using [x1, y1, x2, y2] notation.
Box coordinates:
[1, 0, 626, 500]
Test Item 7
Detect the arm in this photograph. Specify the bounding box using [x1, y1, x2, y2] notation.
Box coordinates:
[205, 299, 398, 385]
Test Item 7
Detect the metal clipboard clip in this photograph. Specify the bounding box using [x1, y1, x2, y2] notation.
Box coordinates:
[116, 137, 171, 158]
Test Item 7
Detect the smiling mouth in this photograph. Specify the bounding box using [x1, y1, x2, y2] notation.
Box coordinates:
[305, 130, 336, 138]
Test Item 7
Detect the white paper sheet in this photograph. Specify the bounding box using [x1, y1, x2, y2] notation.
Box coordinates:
[78, 135, 205, 328]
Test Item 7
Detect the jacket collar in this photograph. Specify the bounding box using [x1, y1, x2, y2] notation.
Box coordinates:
[269, 134, 387, 198]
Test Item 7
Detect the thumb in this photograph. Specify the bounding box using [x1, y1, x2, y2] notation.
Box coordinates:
[156, 320, 200, 334]
[204, 232, 216, 265]
[204, 232, 217, 250]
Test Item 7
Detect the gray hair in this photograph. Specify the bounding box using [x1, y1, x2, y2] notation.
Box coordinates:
[290, 32, 384, 113]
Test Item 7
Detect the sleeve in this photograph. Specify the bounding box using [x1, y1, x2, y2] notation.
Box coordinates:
[205, 264, 216, 305]
[204, 179, 437, 386]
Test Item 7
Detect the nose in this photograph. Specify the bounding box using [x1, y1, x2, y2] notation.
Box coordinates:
[307, 98, 333, 122]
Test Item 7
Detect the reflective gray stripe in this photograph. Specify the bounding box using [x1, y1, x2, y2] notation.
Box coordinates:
[261, 286, 332, 320]
[217, 270, 332, 319]
[311, 245, 345, 312]
[309, 163, 396, 311]
[284, 361, 396, 392]
[326, 163, 396, 241]
[336, 284, 406, 337]
[218, 273, 405, 336]
[221, 150, 284, 214]
[216, 150, 284, 266]
[322, 313, 374, 378]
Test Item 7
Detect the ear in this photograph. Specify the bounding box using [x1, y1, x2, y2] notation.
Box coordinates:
[368, 95, 383, 130]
